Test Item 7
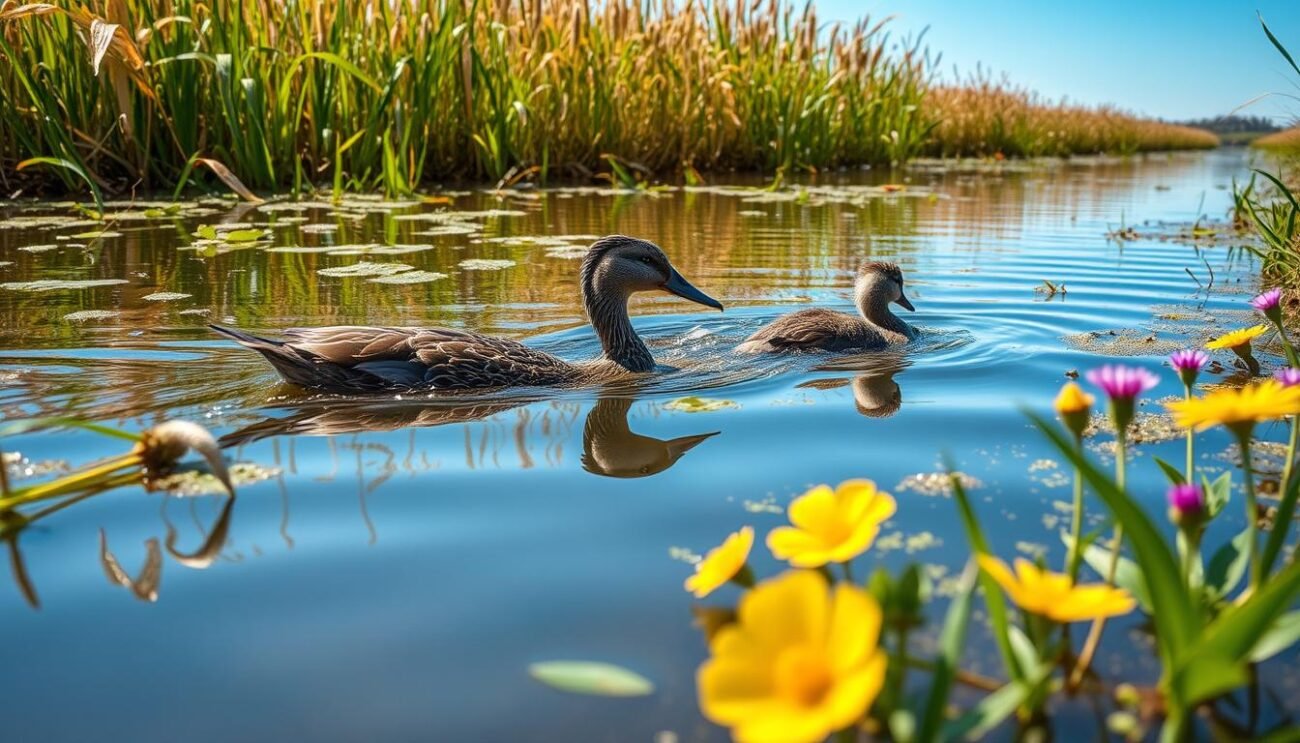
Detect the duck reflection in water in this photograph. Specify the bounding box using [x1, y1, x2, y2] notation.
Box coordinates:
[797, 355, 907, 418]
[221, 391, 719, 479]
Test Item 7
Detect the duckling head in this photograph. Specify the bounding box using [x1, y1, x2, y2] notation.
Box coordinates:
[854, 261, 914, 317]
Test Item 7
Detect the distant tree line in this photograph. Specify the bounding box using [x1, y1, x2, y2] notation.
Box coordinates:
[1178, 115, 1282, 134]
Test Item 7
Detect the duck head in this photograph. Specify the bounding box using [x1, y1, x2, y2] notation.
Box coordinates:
[581, 235, 723, 311]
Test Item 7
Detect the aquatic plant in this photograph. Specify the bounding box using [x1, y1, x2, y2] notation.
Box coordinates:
[0, 0, 1216, 199]
[684, 293, 1300, 739]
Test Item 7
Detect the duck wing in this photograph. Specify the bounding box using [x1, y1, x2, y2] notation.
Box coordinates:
[211, 325, 578, 392]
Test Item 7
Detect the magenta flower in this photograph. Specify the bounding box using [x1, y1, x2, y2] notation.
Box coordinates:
[1086, 365, 1160, 401]
[1276, 368, 1300, 387]
[1169, 350, 1209, 374]
[1166, 483, 1205, 528]
[1251, 288, 1283, 313]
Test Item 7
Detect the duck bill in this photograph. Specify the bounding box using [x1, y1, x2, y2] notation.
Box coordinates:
[895, 291, 916, 312]
[663, 269, 723, 311]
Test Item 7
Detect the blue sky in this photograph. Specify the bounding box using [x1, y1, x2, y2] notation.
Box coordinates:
[818, 1, 1300, 122]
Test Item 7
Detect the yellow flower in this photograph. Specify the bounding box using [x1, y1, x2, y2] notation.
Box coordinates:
[976, 555, 1136, 623]
[1165, 380, 1300, 432]
[1205, 324, 1268, 351]
[767, 480, 896, 567]
[698, 571, 887, 743]
[685, 527, 754, 598]
[1054, 381, 1094, 415]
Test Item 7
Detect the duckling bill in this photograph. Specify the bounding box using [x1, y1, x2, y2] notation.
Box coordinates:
[210, 236, 723, 393]
[737, 261, 916, 353]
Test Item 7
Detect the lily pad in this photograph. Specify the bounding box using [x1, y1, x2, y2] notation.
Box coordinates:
[369, 270, 449, 285]
[527, 661, 654, 697]
[317, 262, 414, 278]
[63, 309, 120, 322]
[2, 279, 129, 292]
[664, 396, 739, 413]
[458, 258, 516, 271]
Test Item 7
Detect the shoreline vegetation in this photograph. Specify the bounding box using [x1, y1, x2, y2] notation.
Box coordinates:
[0, 0, 1216, 199]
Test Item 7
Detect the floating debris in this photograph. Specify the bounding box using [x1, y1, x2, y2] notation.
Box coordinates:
[153, 462, 281, 497]
[317, 261, 414, 278]
[369, 270, 448, 285]
[18, 244, 58, 253]
[2, 278, 129, 292]
[142, 292, 193, 302]
[1062, 328, 1183, 357]
[63, 309, 120, 322]
[3, 451, 71, 480]
[895, 471, 983, 497]
[179, 308, 212, 316]
[458, 258, 517, 271]
[665, 396, 740, 413]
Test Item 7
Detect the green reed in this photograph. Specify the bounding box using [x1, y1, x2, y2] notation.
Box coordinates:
[1, 0, 1216, 198]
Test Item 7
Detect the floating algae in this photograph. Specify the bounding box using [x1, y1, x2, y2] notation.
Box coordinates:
[317, 261, 414, 278]
[458, 259, 517, 271]
[369, 270, 448, 285]
[63, 309, 120, 322]
[895, 471, 983, 497]
[1062, 328, 1184, 357]
[142, 292, 193, 302]
[18, 244, 58, 253]
[664, 396, 739, 413]
[1, 278, 129, 292]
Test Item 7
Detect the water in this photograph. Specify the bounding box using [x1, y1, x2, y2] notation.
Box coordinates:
[1, 149, 1294, 740]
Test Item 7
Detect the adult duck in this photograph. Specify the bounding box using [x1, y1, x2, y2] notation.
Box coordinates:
[736, 261, 916, 353]
[211, 235, 722, 392]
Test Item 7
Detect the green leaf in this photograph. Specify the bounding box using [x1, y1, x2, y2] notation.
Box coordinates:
[194, 225, 219, 240]
[916, 562, 977, 743]
[1030, 413, 1198, 667]
[1006, 625, 1042, 678]
[948, 463, 1024, 683]
[0, 416, 140, 442]
[1201, 471, 1232, 519]
[16, 157, 103, 216]
[1205, 527, 1252, 600]
[1171, 652, 1249, 706]
[1189, 557, 1300, 674]
[939, 671, 1049, 742]
[527, 661, 654, 697]
[1261, 13, 1300, 78]
[1249, 610, 1300, 663]
[1153, 456, 1185, 486]
[221, 228, 268, 243]
[1260, 450, 1300, 579]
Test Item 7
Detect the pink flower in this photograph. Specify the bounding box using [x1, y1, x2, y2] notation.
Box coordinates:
[1169, 350, 1209, 374]
[1086, 365, 1160, 401]
[1275, 368, 1300, 387]
[1251, 288, 1283, 313]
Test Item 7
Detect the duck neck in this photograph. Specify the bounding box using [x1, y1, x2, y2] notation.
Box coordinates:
[584, 281, 655, 373]
[857, 290, 912, 336]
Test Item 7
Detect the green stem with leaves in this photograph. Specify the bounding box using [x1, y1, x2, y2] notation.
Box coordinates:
[1233, 428, 1261, 593]
[1070, 430, 1126, 688]
[1067, 430, 1086, 582]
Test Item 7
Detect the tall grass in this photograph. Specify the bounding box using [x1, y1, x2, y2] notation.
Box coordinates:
[1254, 127, 1300, 152]
[0, 0, 1214, 198]
[925, 72, 1220, 158]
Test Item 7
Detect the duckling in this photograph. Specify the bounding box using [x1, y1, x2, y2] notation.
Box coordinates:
[736, 261, 916, 353]
[210, 236, 723, 393]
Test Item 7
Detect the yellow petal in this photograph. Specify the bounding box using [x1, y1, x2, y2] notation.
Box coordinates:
[738, 571, 829, 653]
[768, 527, 833, 567]
[827, 583, 882, 673]
[1050, 585, 1137, 622]
[788, 485, 838, 534]
[819, 651, 888, 732]
[698, 654, 777, 725]
[733, 703, 836, 743]
[833, 479, 878, 521]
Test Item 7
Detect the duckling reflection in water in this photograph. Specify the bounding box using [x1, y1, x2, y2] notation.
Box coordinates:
[797, 357, 906, 418]
[738, 261, 916, 353]
[221, 394, 718, 479]
[210, 236, 723, 393]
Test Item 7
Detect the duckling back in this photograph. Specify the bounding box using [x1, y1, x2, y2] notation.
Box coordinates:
[736, 309, 895, 353]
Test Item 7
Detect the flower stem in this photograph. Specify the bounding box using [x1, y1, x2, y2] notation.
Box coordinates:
[1234, 430, 1261, 593]
[1183, 384, 1195, 481]
[1070, 431, 1126, 689]
[1067, 432, 1085, 582]
[1261, 417, 1300, 580]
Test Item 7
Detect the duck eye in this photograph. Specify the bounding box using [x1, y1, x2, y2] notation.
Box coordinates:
[639, 256, 654, 264]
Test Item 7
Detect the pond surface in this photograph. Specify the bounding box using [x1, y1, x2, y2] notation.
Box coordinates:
[1, 149, 1295, 740]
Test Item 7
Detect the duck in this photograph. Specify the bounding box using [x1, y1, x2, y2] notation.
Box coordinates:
[210, 235, 723, 393]
[581, 397, 718, 478]
[736, 261, 916, 353]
